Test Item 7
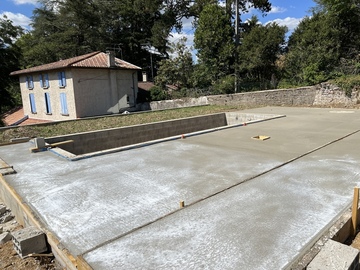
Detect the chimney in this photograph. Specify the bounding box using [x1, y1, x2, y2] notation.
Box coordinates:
[107, 51, 116, 67]
[142, 71, 147, 82]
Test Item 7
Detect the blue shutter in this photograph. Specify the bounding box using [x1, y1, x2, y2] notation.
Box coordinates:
[60, 93, 68, 115]
[29, 76, 34, 89]
[39, 75, 43, 88]
[58, 71, 66, 87]
[29, 93, 36, 113]
[45, 93, 52, 114]
[61, 71, 66, 87]
[58, 72, 62, 86]
[45, 74, 49, 88]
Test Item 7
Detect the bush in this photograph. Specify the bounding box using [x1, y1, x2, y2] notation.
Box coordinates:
[149, 86, 169, 101]
[213, 75, 235, 94]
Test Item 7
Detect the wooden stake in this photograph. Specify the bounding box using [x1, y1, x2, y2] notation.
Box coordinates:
[180, 201, 185, 208]
[352, 186, 359, 236]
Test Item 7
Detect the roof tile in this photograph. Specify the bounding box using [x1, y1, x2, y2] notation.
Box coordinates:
[10, 51, 141, 76]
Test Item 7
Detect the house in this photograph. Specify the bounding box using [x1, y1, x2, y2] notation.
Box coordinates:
[10, 51, 141, 121]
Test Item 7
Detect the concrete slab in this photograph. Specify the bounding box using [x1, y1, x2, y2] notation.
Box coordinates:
[0, 107, 360, 269]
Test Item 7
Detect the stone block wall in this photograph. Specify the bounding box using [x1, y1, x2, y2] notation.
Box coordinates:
[313, 83, 360, 107]
[144, 84, 359, 110]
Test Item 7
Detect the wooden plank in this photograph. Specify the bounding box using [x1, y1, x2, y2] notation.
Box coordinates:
[352, 186, 359, 236]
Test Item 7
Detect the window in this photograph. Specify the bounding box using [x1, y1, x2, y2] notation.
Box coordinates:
[26, 76, 34, 90]
[29, 93, 36, 113]
[60, 93, 69, 115]
[44, 93, 52, 114]
[40, 74, 49, 88]
[58, 71, 66, 87]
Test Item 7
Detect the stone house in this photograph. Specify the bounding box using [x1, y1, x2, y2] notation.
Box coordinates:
[10, 51, 141, 121]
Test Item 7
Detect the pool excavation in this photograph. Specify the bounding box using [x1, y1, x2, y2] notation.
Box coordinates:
[44, 112, 284, 160]
[1, 107, 360, 269]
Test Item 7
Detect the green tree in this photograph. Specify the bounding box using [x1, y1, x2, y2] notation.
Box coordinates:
[194, 4, 234, 84]
[155, 37, 194, 89]
[283, 0, 360, 86]
[0, 16, 23, 118]
[18, 0, 196, 72]
[238, 16, 287, 89]
[284, 13, 341, 85]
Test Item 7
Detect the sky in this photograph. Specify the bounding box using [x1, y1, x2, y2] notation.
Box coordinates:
[1, 0, 317, 57]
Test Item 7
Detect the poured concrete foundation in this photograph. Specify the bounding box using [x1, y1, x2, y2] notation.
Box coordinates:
[46, 112, 283, 160]
[0, 107, 360, 269]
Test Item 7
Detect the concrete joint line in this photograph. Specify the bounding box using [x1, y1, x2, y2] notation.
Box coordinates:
[80, 128, 360, 257]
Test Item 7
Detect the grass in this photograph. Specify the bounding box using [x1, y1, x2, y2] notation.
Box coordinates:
[0, 105, 253, 144]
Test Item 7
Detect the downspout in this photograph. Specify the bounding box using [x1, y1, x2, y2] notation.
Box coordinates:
[132, 71, 137, 108]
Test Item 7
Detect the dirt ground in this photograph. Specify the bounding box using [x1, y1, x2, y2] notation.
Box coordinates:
[0, 199, 62, 270]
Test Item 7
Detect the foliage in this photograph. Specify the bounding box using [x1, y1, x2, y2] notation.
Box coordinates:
[0, 16, 23, 114]
[194, 4, 235, 83]
[150, 85, 170, 101]
[155, 37, 194, 89]
[284, 0, 360, 86]
[331, 75, 360, 97]
[17, 0, 195, 70]
[213, 75, 235, 94]
[284, 13, 341, 85]
[238, 16, 286, 89]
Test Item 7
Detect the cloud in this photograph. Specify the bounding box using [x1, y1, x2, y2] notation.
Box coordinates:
[168, 32, 194, 50]
[181, 16, 194, 30]
[0, 11, 31, 29]
[266, 17, 302, 32]
[268, 6, 287, 14]
[12, 0, 38, 5]
[168, 31, 196, 61]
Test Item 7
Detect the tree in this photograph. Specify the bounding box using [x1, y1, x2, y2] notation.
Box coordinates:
[18, 0, 196, 72]
[238, 16, 287, 89]
[284, 13, 341, 85]
[283, 0, 360, 86]
[194, 4, 234, 84]
[155, 37, 194, 89]
[0, 16, 23, 118]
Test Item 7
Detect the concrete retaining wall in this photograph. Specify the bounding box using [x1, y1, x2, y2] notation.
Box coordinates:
[46, 113, 227, 155]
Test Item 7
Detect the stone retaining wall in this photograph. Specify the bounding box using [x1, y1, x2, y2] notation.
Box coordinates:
[313, 83, 360, 107]
[144, 83, 359, 110]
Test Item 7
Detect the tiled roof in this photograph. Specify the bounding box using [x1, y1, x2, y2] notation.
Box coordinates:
[138, 82, 155, 91]
[1, 107, 53, 126]
[1, 107, 25, 126]
[10, 51, 141, 76]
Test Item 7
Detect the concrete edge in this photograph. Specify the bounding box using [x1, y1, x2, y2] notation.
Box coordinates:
[0, 174, 79, 270]
[288, 203, 360, 270]
[49, 114, 286, 161]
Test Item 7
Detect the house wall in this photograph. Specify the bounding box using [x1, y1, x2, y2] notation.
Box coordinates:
[20, 69, 76, 121]
[72, 69, 138, 118]
[19, 68, 138, 120]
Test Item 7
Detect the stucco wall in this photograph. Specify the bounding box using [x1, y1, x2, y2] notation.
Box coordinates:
[20, 68, 138, 120]
[72, 68, 137, 118]
[20, 69, 76, 121]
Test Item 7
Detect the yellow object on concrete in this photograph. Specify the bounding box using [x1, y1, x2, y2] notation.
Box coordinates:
[30, 140, 74, 153]
[252, 135, 270, 141]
